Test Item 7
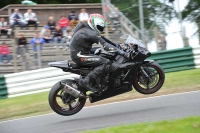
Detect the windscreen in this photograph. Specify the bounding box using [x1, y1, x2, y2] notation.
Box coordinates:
[119, 34, 146, 48]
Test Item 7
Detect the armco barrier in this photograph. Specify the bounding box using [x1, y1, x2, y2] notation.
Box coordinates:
[0, 46, 200, 99]
[149, 46, 200, 73]
[0, 75, 7, 99]
[0, 67, 79, 99]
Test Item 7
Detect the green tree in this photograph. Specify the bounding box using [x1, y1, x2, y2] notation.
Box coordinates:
[182, 0, 200, 39]
[0, 0, 101, 9]
[111, 0, 176, 38]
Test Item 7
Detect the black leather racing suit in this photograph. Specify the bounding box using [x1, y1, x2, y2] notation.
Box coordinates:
[69, 22, 118, 88]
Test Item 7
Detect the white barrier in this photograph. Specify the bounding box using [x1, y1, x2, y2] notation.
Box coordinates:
[193, 46, 200, 68]
[5, 67, 67, 84]
[4, 67, 79, 98]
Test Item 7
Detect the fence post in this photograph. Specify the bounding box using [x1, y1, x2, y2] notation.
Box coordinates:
[138, 0, 145, 46]
[154, 27, 159, 51]
[36, 44, 42, 69]
[13, 38, 18, 72]
[102, 0, 109, 38]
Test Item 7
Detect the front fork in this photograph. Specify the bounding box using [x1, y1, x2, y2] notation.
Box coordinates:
[140, 66, 150, 89]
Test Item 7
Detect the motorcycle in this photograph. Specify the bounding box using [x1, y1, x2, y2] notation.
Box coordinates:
[48, 34, 165, 116]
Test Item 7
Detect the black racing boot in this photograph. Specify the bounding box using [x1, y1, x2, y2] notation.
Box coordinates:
[79, 63, 111, 92]
[79, 74, 97, 92]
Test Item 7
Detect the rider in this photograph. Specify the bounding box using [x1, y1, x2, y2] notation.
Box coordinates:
[69, 14, 128, 92]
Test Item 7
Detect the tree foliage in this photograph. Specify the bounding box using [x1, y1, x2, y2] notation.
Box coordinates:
[182, 0, 200, 37]
[111, 0, 176, 35]
[0, 0, 101, 9]
[182, 0, 200, 22]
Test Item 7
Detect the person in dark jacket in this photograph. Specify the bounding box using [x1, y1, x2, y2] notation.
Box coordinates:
[47, 16, 56, 33]
[53, 25, 65, 48]
[68, 11, 79, 29]
[17, 33, 28, 57]
[70, 14, 128, 92]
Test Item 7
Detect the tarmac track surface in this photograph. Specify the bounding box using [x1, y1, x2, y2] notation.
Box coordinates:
[0, 91, 200, 133]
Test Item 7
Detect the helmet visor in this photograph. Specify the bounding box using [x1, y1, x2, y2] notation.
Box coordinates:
[97, 25, 105, 32]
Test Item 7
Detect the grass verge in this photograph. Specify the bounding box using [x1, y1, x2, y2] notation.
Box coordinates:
[0, 69, 200, 121]
[82, 116, 200, 133]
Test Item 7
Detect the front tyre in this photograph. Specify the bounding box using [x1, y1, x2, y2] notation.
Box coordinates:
[48, 79, 86, 116]
[132, 62, 165, 94]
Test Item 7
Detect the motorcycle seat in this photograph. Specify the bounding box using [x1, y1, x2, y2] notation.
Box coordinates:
[69, 63, 93, 69]
[49, 60, 93, 69]
[49, 60, 69, 68]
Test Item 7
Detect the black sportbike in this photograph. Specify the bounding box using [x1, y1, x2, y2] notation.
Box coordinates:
[48, 34, 165, 116]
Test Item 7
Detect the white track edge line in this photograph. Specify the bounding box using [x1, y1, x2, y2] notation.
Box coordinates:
[0, 90, 200, 124]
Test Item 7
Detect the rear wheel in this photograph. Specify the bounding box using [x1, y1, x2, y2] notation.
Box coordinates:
[48, 79, 86, 116]
[132, 62, 165, 94]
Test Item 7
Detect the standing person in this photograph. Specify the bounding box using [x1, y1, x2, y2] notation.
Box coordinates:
[30, 33, 45, 65]
[53, 26, 65, 48]
[79, 8, 89, 22]
[40, 25, 52, 43]
[0, 18, 12, 38]
[158, 35, 167, 51]
[17, 33, 28, 57]
[9, 8, 26, 29]
[0, 42, 11, 64]
[161, 35, 167, 50]
[24, 9, 40, 29]
[68, 11, 79, 29]
[47, 16, 56, 33]
[58, 15, 70, 32]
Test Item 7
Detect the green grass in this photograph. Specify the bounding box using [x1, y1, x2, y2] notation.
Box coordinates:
[162, 68, 200, 90]
[0, 92, 52, 121]
[82, 116, 200, 133]
[0, 69, 200, 121]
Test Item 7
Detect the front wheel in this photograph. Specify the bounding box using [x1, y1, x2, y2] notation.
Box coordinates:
[48, 79, 86, 116]
[132, 62, 165, 94]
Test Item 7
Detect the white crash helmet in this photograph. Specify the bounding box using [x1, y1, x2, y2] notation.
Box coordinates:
[88, 14, 106, 33]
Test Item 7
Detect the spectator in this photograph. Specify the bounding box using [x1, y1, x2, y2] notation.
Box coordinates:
[47, 16, 56, 33]
[30, 33, 45, 65]
[79, 8, 89, 22]
[68, 11, 79, 29]
[158, 35, 167, 51]
[59, 15, 70, 32]
[30, 33, 45, 50]
[17, 33, 28, 57]
[24, 9, 40, 29]
[66, 26, 73, 37]
[53, 26, 65, 48]
[40, 25, 52, 43]
[10, 8, 26, 29]
[64, 26, 73, 50]
[0, 18, 12, 38]
[0, 42, 11, 64]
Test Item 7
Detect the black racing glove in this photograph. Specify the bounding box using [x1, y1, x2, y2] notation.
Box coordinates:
[117, 49, 131, 59]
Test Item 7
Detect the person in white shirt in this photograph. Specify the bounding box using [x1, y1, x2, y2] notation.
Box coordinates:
[78, 8, 89, 22]
[10, 8, 27, 29]
[0, 18, 12, 38]
[24, 9, 39, 29]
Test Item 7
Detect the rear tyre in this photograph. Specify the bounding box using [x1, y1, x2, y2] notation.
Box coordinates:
[132, 62, 165, 94]
[48, 79, 86, 116]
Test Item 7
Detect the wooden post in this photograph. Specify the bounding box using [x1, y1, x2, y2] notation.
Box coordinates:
[183, 37, 189, 47]
[154, 27, 159, 50]
[198, 19, 200, 45]
[13, 38, 18, 72]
